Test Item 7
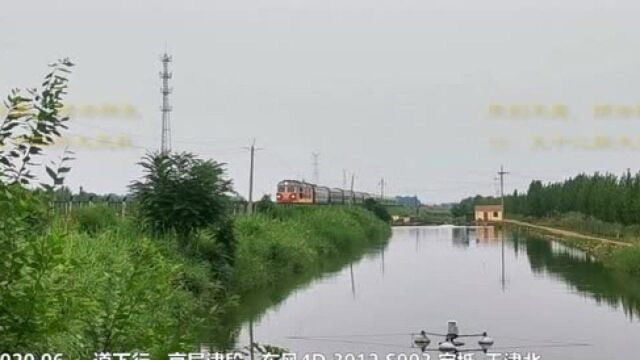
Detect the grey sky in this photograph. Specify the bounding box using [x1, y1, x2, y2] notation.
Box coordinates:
[3, 0, 640, 203]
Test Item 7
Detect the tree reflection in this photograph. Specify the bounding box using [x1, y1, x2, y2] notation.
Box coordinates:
[515, 230, 640, 320]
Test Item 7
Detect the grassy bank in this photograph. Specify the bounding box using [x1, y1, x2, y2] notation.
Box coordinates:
[209, 206, 391, 348]
[510, 212, 640, 243]
[505, 213, 640, 277]
[1, 202, 390, 356]
[1, 213, 224, 358]
[233, 206, 391, 293]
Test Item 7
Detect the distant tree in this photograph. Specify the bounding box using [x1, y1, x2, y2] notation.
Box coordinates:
[453, 170, 640, 226]
[255, 194, 275, 213]
[364, 198, 392, 222]
[130, 152, 233, 238]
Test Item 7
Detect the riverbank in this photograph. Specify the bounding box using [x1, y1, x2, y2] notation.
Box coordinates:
[210, 206, 391, 348]
[504, 216, 640, 276]
[233, 206, 391, 293]
[1, 202, 391, 356]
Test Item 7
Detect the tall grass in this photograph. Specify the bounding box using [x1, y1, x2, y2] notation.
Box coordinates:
[3, 216, 224, 358]
[2, 203, 390, 354]
[232, 206, 391, 293]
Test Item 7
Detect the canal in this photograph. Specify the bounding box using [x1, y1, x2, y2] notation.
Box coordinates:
[214, 226, 640, 359]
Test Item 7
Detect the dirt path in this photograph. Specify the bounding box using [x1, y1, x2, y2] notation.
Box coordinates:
[503, 219, 632, 247]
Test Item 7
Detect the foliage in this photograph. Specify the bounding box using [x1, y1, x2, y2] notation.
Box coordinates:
[232, 206, 390, 292]
[0, 186, 55, 351]
[130, 152, 233, 238]
[185, 219, 237, 283]
[611, 246, 640, 276]
[363, 198, 392, 222]
[72, 204, 119, 235]
[255, 194, 275, 213]
[0, 59, 74, 187]
[1, 203, 224, 356]
[456, 170, 640, 227]
[0, 60, 76, 352]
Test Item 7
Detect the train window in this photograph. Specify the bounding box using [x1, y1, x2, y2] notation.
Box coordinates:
[278, 185, 284, 192]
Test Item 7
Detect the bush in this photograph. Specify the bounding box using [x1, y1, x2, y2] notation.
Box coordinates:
[363, 198, 392, 222]
[130, 152, 232, 238]
[612, 245, 640, 276]
[73, 204, 119, 234]
[255, 195, 275, 214]
[187, 221, 236, 283]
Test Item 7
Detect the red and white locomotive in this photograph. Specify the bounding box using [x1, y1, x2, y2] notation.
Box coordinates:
[276, 179, 374, 205]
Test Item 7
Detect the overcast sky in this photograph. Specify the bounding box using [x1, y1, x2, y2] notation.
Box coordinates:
[3, 0, 640, 203]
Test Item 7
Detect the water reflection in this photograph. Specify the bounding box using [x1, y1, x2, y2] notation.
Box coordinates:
[204, 238, 390, 350]
[204, 226, 640, 355]
[461, 226, 640, 318]
[513, 229, 640, 320]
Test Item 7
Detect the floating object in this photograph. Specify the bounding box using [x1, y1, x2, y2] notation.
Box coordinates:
[478, 333, 494, 351]
[413, 331, 431, 347]
[438, 341, 456, 353]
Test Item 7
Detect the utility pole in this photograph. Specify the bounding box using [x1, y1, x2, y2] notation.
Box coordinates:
[342, 169, 347, 189]
[379, 177, 385, 200]
[159, 53, 173, 153]
[349, 173, 355, 205]
[245, 139, 263, 215]
[312, 152, 319, 184]
[498, 165, 509, 216]
[248, 318, 255, 360]
[498, 165, 509, 291]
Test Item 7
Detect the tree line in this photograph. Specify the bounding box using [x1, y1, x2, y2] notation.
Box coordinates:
[452, 170, 640, 225]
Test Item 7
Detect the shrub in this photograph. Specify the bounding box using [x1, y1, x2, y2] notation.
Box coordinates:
[73, 204, 119, 234]
[363, 198, 392, 222]
[612, 245, 640, 276]
[130, 152, 232, 238]
[255, 195, 275, 214]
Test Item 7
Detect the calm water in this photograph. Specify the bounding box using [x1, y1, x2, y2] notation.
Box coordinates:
[216, 226, 640, 359]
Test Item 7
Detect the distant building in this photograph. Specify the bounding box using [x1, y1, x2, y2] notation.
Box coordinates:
[474, 204, 503, 222]
[395, 195, 421, 207]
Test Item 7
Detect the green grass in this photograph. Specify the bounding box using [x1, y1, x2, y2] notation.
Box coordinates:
[232, 206, 391, 293]
[511, 212, 640, 243]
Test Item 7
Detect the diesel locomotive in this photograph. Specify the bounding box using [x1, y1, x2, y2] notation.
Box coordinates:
[276, 179, 396, 205]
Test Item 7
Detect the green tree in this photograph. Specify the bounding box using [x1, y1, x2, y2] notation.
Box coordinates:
[255, 194, 275, 213]
[363, 198, 392, 222]
[0, 59, 74, 351]
[130, 152, 233, 238]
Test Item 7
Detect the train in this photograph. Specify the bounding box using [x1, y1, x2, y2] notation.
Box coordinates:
[276, 179, 397, 206]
